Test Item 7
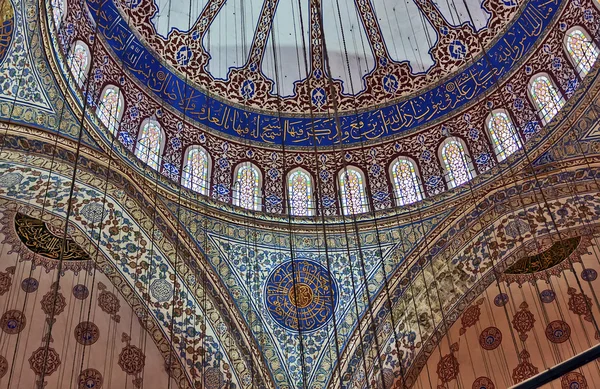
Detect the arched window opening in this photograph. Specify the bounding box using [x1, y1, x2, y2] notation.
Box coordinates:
[182, 146, 210, 195]
[51, 0, 65, 28]
[440, 138, 474, 189]
[565, 27, 599, 77]
[529, 74, 565, 124]
[68, 41, 91, 87]
[233, 163, 261, 211]
[339, 167, 368, 216]
[486, 110, 522, 162]
[390, 157, 423, 206]
[288, 169, 313, 216]
[97, 85, 124, 135]
[135, 120, 163, 171]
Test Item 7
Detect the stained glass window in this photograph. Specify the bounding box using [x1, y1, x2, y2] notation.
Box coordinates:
[391, 158, 422, 206]
[135, 120, 163, 171]
[339, 167, 367, 215]
[565, 28, 599, 77]
[97, 86, 123, 135]
[233, 163, 261, 211]
[441, 139, 473, 188]
[68, 41, 90, 87]
[487, 111, 522, 162]
[288, 169, 313, 216]
[182, 147, 210, 194]
[529, 75, 564, 124]
[51, 0, 64, 28]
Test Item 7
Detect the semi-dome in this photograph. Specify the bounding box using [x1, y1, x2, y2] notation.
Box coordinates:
[0, 0, 598, 388]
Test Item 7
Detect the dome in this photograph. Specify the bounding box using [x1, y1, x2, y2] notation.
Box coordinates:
[0, 0, 598, 388]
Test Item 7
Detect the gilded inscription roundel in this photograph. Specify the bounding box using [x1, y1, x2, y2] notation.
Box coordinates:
[265, 260, 337, 332]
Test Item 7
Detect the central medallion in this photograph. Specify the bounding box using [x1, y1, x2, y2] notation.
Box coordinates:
[265, 260, 337, 332]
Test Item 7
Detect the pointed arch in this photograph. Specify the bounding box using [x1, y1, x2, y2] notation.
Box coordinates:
[564, 26, 599, 78]
[97, 85, 124, 135]
[389, 157, 423, 206]
[439, 137, 475, 189]
[68, 40, 91, 87]
[287, 168, 314, 216]
[486, 109, 522, 162]
[528, 74, 565, 125]
[233, 163, 262, 211]
[135, 119, 164, 171]
[182, 146, 211, 195]
[338, 166, 368, 216]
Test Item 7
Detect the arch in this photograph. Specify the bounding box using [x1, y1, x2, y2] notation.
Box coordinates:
[287, 168, 314, 216]
[528, 73, 565, 125]
[50, 0, 65, 28]
[96, 85, 124, 135]
[389, 157, 423, 206]
[135, 119, 164, 171]
[68, 40, 91, 87]
[233, 162, 262, 211]
[439, 137, 475, 189]
[486, 109, 522, 162]
[338, 166, 368, 216]
[182, 146, 211, 195]
[564, 26, 599, 78]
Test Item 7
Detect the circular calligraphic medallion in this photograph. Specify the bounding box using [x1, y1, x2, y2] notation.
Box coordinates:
[265, 260, 337, 332]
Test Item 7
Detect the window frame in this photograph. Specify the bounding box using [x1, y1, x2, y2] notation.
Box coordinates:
[68, 40, 92, 87]
[485, 109, 522, 162]
[182, 145, 212, 195]
[439, 137, 476, 189]
[286, 167, 315, 216]
[135, 118, 165, 171]
[527, 73, 565, 125]
[564, 26, 599, 78]
[388, 156, 424, 206]
[338, 165, 369, 216]
[96, 84, 125, 135]
[232, 162, 263, 211]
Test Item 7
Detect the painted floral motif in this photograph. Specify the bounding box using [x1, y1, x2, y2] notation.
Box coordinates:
[78, 368, 103, 389]
[545, 320, 571, 343]
[472, 376, 495, 389]
[98, 282, 121, 322]
[21, 277, 39, 293]
[40, 287, 67, 317]
[561, 371, 588, 389]
[494, 293, 509, 307]
[0, 266, 14, 295]
[512, 302, 535, 341]
[540, 289, 556, 303]
[204, 367, 224, 389]
[0, 309, 26, 334]
[29, 347, 61, 385]
[436, 343, 460, 385]
[567, 287, 593, 322]
[512, 349, 538, 384]
[479, 327, 502, 350]
[459, 299, 483, 335]
[74, 321, 100, 346]
[118, 333, 146, 387]
[73, 284, 89, 300]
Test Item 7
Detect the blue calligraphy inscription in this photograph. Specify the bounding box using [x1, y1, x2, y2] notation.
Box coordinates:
[87, 0, 561, 147]
[265, 260, 337, 332]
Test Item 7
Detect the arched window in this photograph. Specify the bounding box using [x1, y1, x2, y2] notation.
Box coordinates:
[68, 41, 91, 87]
[529, 74, 565, 124]
[390, 157, 423, 206]
[50, 0, 65, 28]
[182, 146, 211, 195]
[233, 163, 261, 211]
[486, 110, 522, 162]
[440, 138, 475, 189]
[287, 168, 313, 216]
[339, 167, 368, 216]
[97, 85, 124, 135]
[565, 27, 599, 78]
[135, 120, 164, 171]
